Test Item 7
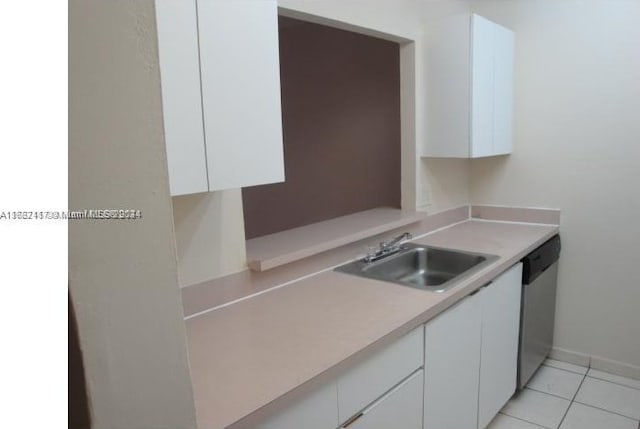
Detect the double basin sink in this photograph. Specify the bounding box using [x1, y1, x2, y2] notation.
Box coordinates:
[335, 242, 498, 293]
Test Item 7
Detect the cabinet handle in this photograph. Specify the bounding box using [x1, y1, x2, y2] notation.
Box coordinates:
[342, 412, 364, 428]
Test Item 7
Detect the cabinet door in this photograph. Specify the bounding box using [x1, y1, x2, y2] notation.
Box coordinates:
[492, 23, 515, 156]
[423, 14, 472, 158]
[155, 0, 208, 196]
[478, 263, 522, 429]
[256, 380, 338, 429]
[343, 370, 423, 429]
[470, 14, 495, 158]
[424, 295, 482, 429]
[197, 0, 285, 191]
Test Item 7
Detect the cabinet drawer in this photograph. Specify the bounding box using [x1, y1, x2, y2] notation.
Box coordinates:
[256, 380, 338, 429]
[337, 326, 423, 423]
[341, 369, 423, 429]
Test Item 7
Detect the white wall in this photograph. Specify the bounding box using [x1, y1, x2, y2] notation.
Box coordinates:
[173, 0, 471, 284]
[173, 191, 247, 285]
[278, 0, 423, 39]
[419, 158, 470, 211]
[469, 0, 640, 369]
[69, 0, 197, 427]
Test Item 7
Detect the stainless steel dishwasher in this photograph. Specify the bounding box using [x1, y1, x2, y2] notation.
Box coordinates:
[518, 234, 561, 389]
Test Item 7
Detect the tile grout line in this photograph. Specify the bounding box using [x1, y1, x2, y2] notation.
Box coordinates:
[498, 412, 549, 428]
[557, 362, 590, 428]
[523, 386, 577, 402]
[549, 355, 640, 388]
[525, 361, 589, 401]
[585, 372, 640, 392]
[571, 399, 640, 422]
[576, 367, 640, 421]
[502, 361, 640, 428]
[542, 359, 640, 426]
[505, 363, 585, 428]
[499, 388, 561, 428]
[542, 361, 589, 376]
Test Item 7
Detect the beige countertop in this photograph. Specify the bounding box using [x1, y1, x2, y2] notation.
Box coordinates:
[185, 219, 559, 429]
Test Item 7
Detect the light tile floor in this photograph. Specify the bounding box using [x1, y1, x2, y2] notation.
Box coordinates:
[487, 359, 640, 429]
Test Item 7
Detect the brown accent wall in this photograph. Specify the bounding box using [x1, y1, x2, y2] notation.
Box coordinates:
[242, 17, 401, 239]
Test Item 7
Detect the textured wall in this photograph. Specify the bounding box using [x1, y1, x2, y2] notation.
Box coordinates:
[469, 0, 640, 369]
[68, 0, 197, 427]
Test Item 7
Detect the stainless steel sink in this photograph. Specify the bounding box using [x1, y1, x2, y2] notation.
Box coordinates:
[335, 243, 498, 292]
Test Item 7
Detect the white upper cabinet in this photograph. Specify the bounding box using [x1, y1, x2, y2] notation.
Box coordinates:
[197, 0, 285, 190]
[155, 0, 208, 196]
[155, 0, 285, 195]
[491, 21, 515, 156]
[424, 14, 515, 158]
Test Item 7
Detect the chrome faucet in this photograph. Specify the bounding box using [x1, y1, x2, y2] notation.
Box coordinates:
[364, 232, 413, 263]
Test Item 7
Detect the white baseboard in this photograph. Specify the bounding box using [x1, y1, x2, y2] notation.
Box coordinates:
[549, 346, 591, 367]
[591, 355, 640, 381]
[550, 346, 640, 381]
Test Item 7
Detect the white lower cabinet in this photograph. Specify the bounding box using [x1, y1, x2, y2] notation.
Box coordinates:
[424, 263, 522, 429]
[253, 264, 522, 429]
[252, 326, 424, 429]
[337, 327, 424, 423]
[341, 370, 424, 429]
[424, 295, 482, 429]
[256, 381, 338, 429]
[477, 263, 522, 429]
